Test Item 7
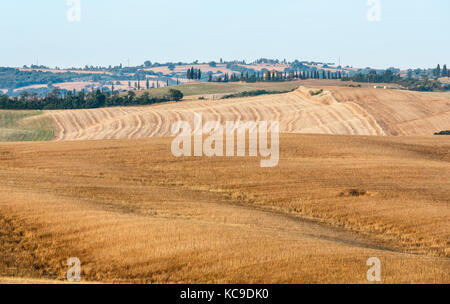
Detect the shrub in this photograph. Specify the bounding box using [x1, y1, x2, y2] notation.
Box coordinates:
[168, 89, 183, 102]
[221, 88, 296, 99]
[310, 89, 323, 96]
[434, 131, 450, 135]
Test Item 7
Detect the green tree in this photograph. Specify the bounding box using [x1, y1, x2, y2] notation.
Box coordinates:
[168, 89, 183, 102]
[436, 64, 441, 78]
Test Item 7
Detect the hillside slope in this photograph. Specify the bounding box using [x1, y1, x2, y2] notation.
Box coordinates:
[0, 110, 54, 142]
[44, 86, 450, 141]
[328, 87, 450, 136]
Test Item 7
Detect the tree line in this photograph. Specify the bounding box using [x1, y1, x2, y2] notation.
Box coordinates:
[186, 67, 202, 80]
[0, 88, 183, 110]
[435, 64, 449, 78]
[343, 69, 449, 92]
[209, 70, 346, 83]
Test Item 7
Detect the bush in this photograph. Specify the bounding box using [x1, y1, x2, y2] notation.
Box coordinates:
[168, 89, 183, 102]
[310, 89, 323, 96]
[221, 88, 296, 99]
[434, 131, 450, 135]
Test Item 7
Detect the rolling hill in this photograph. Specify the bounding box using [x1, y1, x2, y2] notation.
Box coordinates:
[44, 86, 450, 141]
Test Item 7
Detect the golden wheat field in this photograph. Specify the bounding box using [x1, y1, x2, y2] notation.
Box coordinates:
[0, 85, 449, 284]
[0, 134, 449, 284]
[45, 87, 450, 141]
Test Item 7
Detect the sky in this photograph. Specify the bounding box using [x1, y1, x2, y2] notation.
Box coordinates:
[0, 0, 448, 70]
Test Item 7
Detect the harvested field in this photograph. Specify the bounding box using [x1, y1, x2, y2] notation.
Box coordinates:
[328, 87, 450, 136]
[0, 135, 448, 283]
[45, 86, 450, 141]
[143, 64, 237, 76]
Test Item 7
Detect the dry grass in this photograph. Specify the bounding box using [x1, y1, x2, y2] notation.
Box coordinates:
[0, 134, 448, 283]
[44, 86, 450, 141]
[325, 87, 450, 136]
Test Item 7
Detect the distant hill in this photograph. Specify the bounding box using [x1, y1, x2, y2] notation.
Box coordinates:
[0, 61, 354, 96]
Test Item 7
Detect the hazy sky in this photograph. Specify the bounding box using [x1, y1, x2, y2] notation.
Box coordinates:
[1, 0, 448, 69]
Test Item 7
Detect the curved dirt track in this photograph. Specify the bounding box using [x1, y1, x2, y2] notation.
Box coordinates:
[46, 87, 450, 141]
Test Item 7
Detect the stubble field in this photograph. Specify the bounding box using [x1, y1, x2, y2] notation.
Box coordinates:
[0, 134, 448, 283]
[45, 86, 450, 141]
